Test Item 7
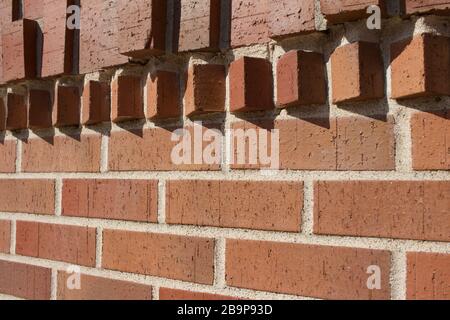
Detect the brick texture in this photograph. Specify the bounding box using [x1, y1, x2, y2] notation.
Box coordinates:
[231, 0, 269, 47]
[28, 89, 53, 129]
[81, 81, 111, 125]
[53, 85, 81, 127]
[0, 220, 11, 254]
[111, 75, 144, 122]
[146, 71, 180, 119]
[321, 0, 387, 24]
[6, 93, 27, 131]
[0, 140, 16, 173]
[159, 288, 238, 300]
[268, 0, 316, 38]
[405, 0, 450, 14]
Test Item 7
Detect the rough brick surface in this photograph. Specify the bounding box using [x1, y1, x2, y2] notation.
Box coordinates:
[81, 81, 111, 125]
[0, 179, 55, 215]
[321, 0, 387, 24]
[0, 220, 11, 254]
[0, 260, 51, 300]
[147, 71, 180, 119]
[226, 240, 391, 299]
[23, 0, 45, 20]
[231, 0, 269, 47]
[268, 0, 316, 38]
[111, 75, 144, 122]
[405, 0, 450, 14]
[314, 181, 450, 242]
[62, 179, 158, 222]
[53, 85, 81, 127]
[166, 180, 303, 232]
[28, 89, 53, 129]
[159, 288, 238, 300]
[6, 93, 27, 131]
[57, 273, 152, 300]
[102, 230, 215, 284]
[22, 134, 102, 173]
[407, 252, 450, 300]
[16, 221, 96, 267]
[0, 140, 16, 173]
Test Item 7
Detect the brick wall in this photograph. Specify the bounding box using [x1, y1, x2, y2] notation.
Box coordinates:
[0, 0, 448, 300]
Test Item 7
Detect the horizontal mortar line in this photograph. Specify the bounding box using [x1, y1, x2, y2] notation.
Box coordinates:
[0, 253, 312, 301]
[0, 293, 23, 301]
[0, 212, 449, 253]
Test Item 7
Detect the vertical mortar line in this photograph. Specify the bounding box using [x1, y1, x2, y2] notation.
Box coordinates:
[100, 129, 109, 173]
[54, 178, 63, 217]
[96, 226, 103, 269]
[301, 179, 314, 235]
[214, 237, 226, 288]
[390, 249, 407, 300]
[222, 62, 231, 174]
[157, 180, 166, 224]
[51, 269, 57, 300]
[152, 286, 160, 300]
[15, 134, 22, 173]
[10, 219, 16, 255]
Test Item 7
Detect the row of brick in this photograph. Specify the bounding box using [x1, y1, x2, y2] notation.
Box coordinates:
[0, 179, 448, 241]
[0, 242, 448, 300]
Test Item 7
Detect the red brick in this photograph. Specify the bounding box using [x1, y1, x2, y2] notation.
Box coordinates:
[231, 0, 269, 48]
[320, 0, 387, 24]
[405, 0, 450, 15]
[177, 0, 221, 52]
[276, 50, 326, 107]
[79, 0, 128, 74]
[0, 179, 54, 215]
[146, 71, 180, 119]
[407, 252, 450, 300]
[226, 240, 391, 299]
[166, 180, 302, 232]
[81, 80, 111, 125]
[0, 220, 11, 254]
[53, 85, 81, 127]
[23, 0, 45, 20]
[62, 179, 158, 222]
[57, 273, 152, 300]
[185, 64, 226, 116]
[22, 134, 101, 173]
[0, 140, 16, 173]
[411, 110, 449, 170]
[160, 288, 238, 300]
[391, 34, 450, 99]
[229, 57, 274, 112]
[0, 260, 51, 300]
[268, 0, 316, 38]
[102, 230, 215, 284]
[28, 89, 52, 129]
[331, 41, 384, 103]
[118, 0, 166, 57]
[108, 125, 221, 171]
[111, 75, 144, 122]
[0, 96, 5, 130]
[6, 92, 27, 130]
[16, 221, 96, 267]
[314, 181, 450, 242]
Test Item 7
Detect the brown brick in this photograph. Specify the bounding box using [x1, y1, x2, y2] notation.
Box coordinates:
[22, 134, 101, 173]
[102, 230, 215, 284]
[405, 0, 450, 15]
[28, 89, 52, 129]
[53, 85, 81, 127]
[16, 221, 96, 267]
[411, 110, 450, 170]
[268, 0, 316, 38]
[62, 179, 158, 222]
[0, 220, 10, 254]
[146, 71, 180, 119]
[81, 80, 111, 125]
[166, 180, 302, 232]
[185, 64, 226, 116]
[407, 252, 450, 300]
[159, 288, 238, 300]
[320, 0, 387, 24]
[0, 140, 16, 173]
[229, 57, 274, 112]
[111, 75, 144, 122]
[0, 260, 51, 300]
[231, 0, 269, 48]
[118, 0, 166, 57]
[57, 273, 152, 300]
[226, 240, 391, 299]
[391, 34, 450, 99]
[177, 0, 221, 52]
[276, 50, 326, 107]
[0, 179, 54, 215]
[314, 181, 450, 242]
[6, 92, 27, 130]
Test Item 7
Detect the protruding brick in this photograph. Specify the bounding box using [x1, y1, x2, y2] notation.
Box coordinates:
[0, 140, 16, 173]
[6, 92, 27, 130]
[102, 230, 215, 284]
[57, 273, 152, 300]
[276, 50, 326, 107]
[177, 0, 221, 52]
[166, 180, 303, 232]
[118, 0, 167, 57]
[160, 288, 238, 300]
[62, 179, 158, 222]
[391, 34, 450, 99]
[111, 75, 144, 122]
[226, 240, 391, 299]
[407, 252, 450, 300]
[314, 181, 450, 242]
[405, 0, 450, 15]
[28, 89, 52, 129]
[411, 110, 450, 170]
[185, 64, 226, 116]
[0, 220, 11, 254]
[268, 0, 316, 38]
[146, 71, 180, 119]
[53, 85, 81, 127]
[0, 260, 51, 300]
[16, 221, 96, 267]
[229, 56, 274, 112]
[320, 0, 387, 24]
[331, 41, 384, 103]
[81, 81, 111, 125]
[231, 0, 269, 48]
